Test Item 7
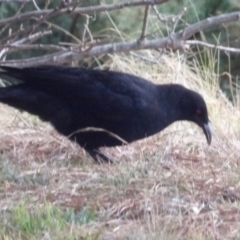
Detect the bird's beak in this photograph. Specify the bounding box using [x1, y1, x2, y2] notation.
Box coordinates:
[202, 123, 212, 145]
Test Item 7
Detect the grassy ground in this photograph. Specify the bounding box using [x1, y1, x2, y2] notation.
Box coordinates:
[0, 53, 240, 240]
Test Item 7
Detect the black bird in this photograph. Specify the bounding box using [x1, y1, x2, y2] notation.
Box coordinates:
[0, 66, 211, 163]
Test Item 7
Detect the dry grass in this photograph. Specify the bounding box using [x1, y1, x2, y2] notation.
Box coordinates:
[0, 53, 240, 239]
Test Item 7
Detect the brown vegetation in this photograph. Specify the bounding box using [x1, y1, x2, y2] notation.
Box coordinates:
[0, 54, 239, 239]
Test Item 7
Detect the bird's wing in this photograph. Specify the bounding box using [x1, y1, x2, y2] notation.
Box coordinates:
[0, 84, 72, 124]
[0, 66, 158, 120]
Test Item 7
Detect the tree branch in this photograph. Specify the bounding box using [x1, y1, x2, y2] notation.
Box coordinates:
[181, 12, 240, 40]
[1, 11, 240, 67]
[0, 0, 169, 26]
[186, 40, 240, 53]
[139, 6, 150, 41]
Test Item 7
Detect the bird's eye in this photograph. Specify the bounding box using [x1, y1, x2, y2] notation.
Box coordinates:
[196, 109, 202, 115]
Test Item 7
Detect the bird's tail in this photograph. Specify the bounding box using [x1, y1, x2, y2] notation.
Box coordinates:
[0, 84, 66, 122]
[0, 66, 29, 82]
[0, 65, 81, 94]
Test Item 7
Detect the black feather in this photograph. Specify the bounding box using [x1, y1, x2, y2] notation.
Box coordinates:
[0, 66, 212, 163]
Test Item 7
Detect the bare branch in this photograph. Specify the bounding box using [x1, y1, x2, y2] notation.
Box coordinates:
[0, 30, 52, 59]
[1, 25, 37, 44]
[0, 44, 67, 51]
[11, 30, 52, 45]
[139, 6, 150, 41]
[152, 5, 173, 23]
[31, 0, 41, 11]
[0, 0, 168, 26]
[1, 11, 240, 67]
[172, 7, 187, 33]
[181, 12, 240, 40]
[82, 15, 93, 45]
[186, 40, 240, 53]
[0, 43, 66, 60]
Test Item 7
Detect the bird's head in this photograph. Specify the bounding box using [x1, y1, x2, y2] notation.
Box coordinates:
[179, 89, 212, 145]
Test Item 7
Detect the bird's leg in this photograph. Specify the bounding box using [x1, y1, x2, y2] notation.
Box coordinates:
[85, 148, 113, 164]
